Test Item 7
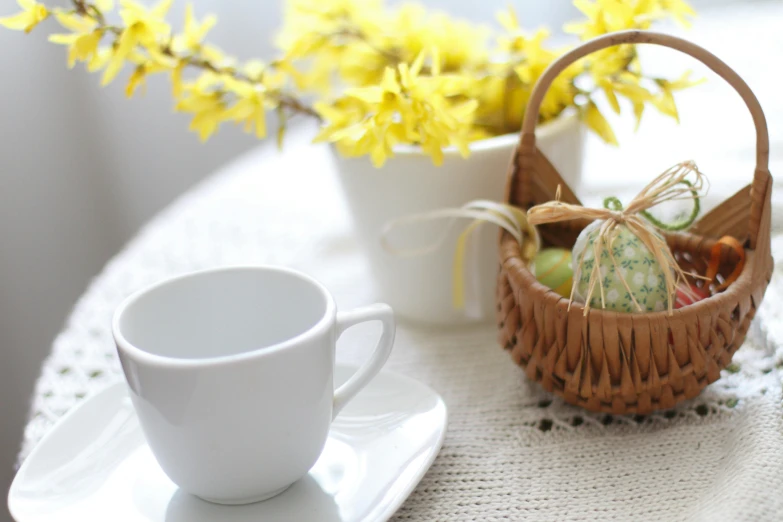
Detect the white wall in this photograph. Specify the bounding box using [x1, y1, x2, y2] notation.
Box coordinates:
[0, 1, 745, 520]
[0, 22, 117, 518]
[0, 3, 276, 519]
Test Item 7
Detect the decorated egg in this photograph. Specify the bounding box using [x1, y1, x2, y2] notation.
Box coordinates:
[675, 283, 710, 308]
[572, 221, 671, 313]
[532, 248, 574, 298]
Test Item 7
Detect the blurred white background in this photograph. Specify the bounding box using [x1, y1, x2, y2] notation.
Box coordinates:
[0, 0, 767, 520]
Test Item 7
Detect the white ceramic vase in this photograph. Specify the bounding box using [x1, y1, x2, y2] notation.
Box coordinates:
[331, 112, 586, 325]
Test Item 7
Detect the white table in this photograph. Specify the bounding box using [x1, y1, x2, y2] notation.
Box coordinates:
[20, 3, 783, 520]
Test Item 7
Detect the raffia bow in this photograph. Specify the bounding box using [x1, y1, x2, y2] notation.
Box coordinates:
[527, 161, 708, 315]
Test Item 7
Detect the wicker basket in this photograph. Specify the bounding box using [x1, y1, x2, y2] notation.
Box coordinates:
[497, 31, 774, 415]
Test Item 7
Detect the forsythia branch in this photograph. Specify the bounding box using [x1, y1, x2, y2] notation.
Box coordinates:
[0, 0, 700, 165]
[3, 0, 320, 141]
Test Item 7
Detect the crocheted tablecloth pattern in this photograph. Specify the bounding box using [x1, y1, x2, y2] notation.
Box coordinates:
[18, 137, 783, 521]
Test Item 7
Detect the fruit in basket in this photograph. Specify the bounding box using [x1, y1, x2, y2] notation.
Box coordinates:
[675, 283, 710, 308]
[531, 248, 573, 298]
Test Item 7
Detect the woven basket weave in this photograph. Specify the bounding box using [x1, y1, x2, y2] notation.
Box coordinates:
[497, 31, 774, 415]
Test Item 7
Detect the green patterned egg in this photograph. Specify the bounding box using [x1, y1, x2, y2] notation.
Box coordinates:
[571, 221, 670, 313]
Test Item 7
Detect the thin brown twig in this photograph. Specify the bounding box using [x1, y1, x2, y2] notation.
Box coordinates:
[71, 0, 321, 121]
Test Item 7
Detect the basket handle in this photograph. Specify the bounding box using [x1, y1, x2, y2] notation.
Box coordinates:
[520, 30, 772, 250]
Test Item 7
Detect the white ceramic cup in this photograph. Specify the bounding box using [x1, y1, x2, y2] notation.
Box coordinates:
[112, 266, 395, 505]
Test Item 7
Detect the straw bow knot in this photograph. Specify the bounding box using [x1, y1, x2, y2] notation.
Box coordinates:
[608, 209, 626, 224]
[527, 161, 708, 315]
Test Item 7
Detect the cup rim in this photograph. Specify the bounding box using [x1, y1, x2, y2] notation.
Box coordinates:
[111, 265, 337, 368]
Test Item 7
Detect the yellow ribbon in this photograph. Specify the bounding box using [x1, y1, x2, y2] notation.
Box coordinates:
[381, 200, 540, 313]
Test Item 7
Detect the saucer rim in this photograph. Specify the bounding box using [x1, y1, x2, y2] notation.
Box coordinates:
[8, 364, 448, 522]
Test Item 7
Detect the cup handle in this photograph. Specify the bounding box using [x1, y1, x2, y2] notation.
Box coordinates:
[332, 303, 395, 419]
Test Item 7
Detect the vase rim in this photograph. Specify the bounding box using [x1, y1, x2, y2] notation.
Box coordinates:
[390, 109, 579, 156]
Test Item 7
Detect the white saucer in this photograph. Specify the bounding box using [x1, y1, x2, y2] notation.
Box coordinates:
[9, 365, 447, 522]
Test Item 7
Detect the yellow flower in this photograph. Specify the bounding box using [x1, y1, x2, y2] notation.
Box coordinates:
[652, 88, 678, 121]
[566, 0, 695, 37]
[95, 0, 115, 12]
[49, 12, 102, 68]
[279, 0, 383, 60]
[391, 4, 488, 72]
[222, 76, 267, 139]
[125, 65, 146, 97]
[318, 51, 479, 166]
[659, 0, 696, 27]
[125, 58, 168, 97]
[50, 11, 96, 34]
[658, 70, 704, 91]
[471, 74, 526, 134]
[314, 98, 366, 132]
[584, 101, 617, 145]
[398, 53, 478, 159]
[242, 60, 266, 82]
[88, 47, 112, 72]
[175, 73, 226, 141]
[344, 68, 402, 115]
[0, 0, 702, 158]
[335, 67, 408, 166]
[102, 0, 174, 86]
[313, 97, 371, 154]
[587, 47, 635, 80]
[650, 72, 702, 123]
[316, 97, 405, 166]
[278, 0, 391, 90]
[170, 61, 185, 97]
[559, 0, 698, 144]
[495, 5, 519, 33]
[511, 29, 577, 120]
[566, 0, 636, 38]
[610, 72, 653, 125]
[0, 0, 48, 33]
[492, 8, 581, 130]
[200, 43, 231, 67]
[172, 4, 216, 54]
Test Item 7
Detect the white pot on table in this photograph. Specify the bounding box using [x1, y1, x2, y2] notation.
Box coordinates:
[331, 111, 585, 326]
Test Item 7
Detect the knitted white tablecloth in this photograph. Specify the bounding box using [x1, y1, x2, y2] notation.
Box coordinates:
[19, 136, 783, 521]
[19, 6, 783, 520]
